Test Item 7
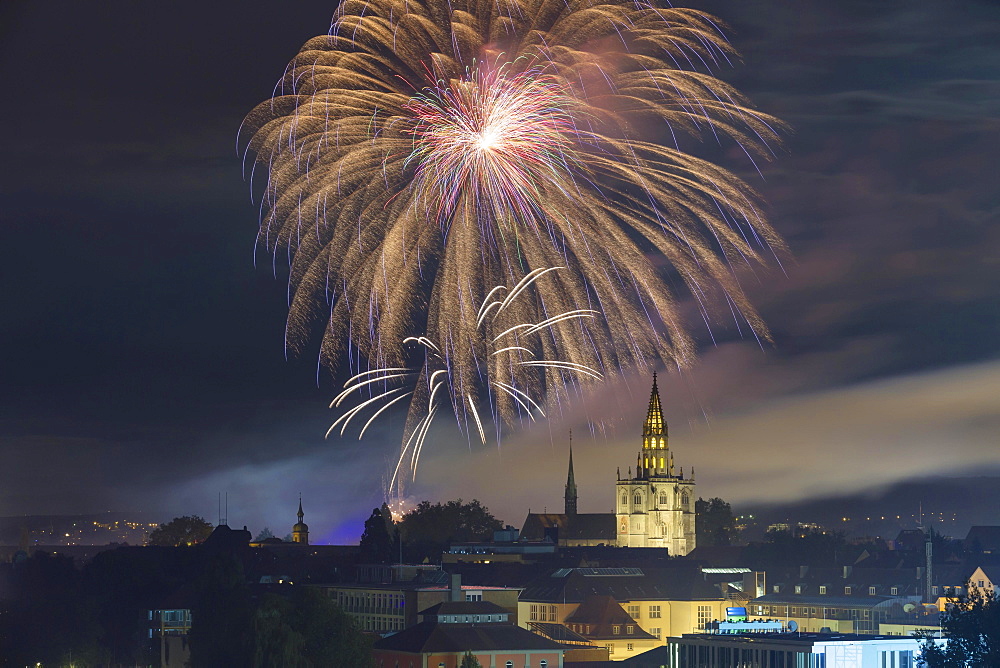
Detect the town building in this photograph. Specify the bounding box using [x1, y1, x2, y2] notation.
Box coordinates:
[372, 600, 565, 668]
[747, 566, 941, 635]
[316, 572, 521, 634]
[667, 631, 943, 668]
[519, 566, 730, 660]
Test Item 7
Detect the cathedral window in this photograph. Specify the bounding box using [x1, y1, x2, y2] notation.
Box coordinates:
[659, 493, 667, 505]
[621, 493, 627, 506]
[634, 494, 642, 506]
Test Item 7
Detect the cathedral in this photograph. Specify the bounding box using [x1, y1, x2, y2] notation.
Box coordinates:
[615, 373, 696, 554]
[520, 375, 696, 555]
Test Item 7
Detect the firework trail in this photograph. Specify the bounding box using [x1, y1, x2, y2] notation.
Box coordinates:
[329, 267, 603, 485]
[241, 0, 786, 459]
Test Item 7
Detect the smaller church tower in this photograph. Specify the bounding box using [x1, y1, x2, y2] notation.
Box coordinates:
[292, 497, 309, 545]
[565, 434, 578, 516]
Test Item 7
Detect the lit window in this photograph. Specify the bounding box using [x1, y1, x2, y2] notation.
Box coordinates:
[649, 605, 661, 618]
[819, 586, 827, 595]
[628, 604, 640, 618]
[651, 627, 661, 639]
[844, 586, 852, 595]
[869, 586, 877, 595]
[891, 587, 898, 595]
[627, 643, 634, 651]
[540, 663, 547, 668]
[795, 585, 802, 594]
[627, 625, 634, 634]
[613, 625, 621, 634]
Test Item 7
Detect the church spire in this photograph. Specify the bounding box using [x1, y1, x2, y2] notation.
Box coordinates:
[292, 495, 309, 545]
[564, 431, 578, 516]
[640, 373, 669, 476]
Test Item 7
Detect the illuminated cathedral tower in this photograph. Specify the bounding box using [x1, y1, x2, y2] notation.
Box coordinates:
[615, 374, 696, 554]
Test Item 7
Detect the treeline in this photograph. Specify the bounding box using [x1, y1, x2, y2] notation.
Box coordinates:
[0, 545, 370, 667]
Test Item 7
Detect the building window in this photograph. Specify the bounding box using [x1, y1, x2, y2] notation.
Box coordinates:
[659, 493, 668, 505]
[530, 604, 538, 621]
[628, 604, 640, 619]
[773, 585, 780, 593]
[634, 494, 642, 506]
[627, 625, 634, 634]
[540, 662, 547, 668]
[548, 605, 556, 622]
[979, 580, 986, 588]
[819, 586, 827, 594]
[891, 587, 898, 595]
[627, 643, 634, 651]
[650, 627, 661, 639]
[697, 605, 712, 630]
[613, 625, 621, 634]
[606, 644, 615, 655]
[932, 586, 938, 595]
[621, 494, 627, 506]
[869, 586, 877, 595]
[649, 605, 661, 618]
[844, 586, 852, 595]
[795, 585, 802, 594]
[506, 663, 513, 668]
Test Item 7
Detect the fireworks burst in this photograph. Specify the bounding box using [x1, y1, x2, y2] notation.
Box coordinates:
[241, 0, 786, 479]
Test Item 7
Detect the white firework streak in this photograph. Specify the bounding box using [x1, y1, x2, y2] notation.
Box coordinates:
[327, 267, 603, 493]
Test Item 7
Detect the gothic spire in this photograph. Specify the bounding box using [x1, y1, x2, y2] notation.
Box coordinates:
[564, 432, 578, 515]
[643, 372, 666, 439]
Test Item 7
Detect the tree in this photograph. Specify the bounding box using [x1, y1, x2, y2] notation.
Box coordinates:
[919, 584, 1000, 667]
[253, 588, 372, 667]
[397, 499, 503, 563]
[254, 527, 275, 542]
[696, 497, 738, 547]
[460, 650, 483, 668]
[148, 515, 213, 546]
[360, 507, 395, 564]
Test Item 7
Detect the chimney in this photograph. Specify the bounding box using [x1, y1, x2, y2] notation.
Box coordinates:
[842, 565, 852, 579]
[799, 565, 809, 579]
[450, 573, 463, 602]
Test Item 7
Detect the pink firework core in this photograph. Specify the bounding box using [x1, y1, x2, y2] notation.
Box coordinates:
[405, 63, 580, 231]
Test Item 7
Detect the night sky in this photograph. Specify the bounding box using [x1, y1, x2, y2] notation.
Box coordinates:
[2, 0, 998, 543]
